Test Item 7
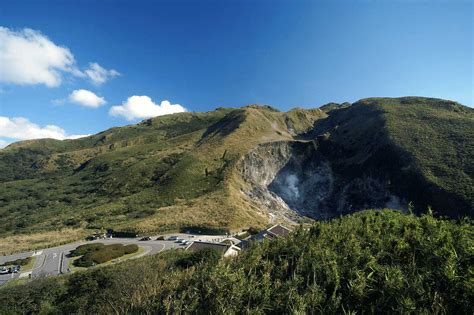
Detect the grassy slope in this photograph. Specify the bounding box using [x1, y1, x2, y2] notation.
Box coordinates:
[0, 105, 325, 251]
[311, 97, 473, 217]
[0, 210, 471, 314]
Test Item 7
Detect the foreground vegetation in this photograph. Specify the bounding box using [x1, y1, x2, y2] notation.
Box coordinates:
[1, 210, 471, 314]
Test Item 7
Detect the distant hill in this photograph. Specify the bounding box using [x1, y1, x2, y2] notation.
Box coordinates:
[0, 97, 472, 248]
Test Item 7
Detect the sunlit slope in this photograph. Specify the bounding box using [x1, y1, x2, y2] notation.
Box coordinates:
[0, 105, 325, 239]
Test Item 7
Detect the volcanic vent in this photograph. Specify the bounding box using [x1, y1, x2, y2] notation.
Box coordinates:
[239, 140, 402, 221]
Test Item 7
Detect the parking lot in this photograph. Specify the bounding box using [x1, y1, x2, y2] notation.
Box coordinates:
[0, 233, 238, 286]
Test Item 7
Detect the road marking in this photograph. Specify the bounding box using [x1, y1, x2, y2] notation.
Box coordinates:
[52, 253, 57, 259]
[19, 271, 31, 278]
[58, 252, 63, 274]
[32, 251, 43, 256]
[32, 254, 47, 272]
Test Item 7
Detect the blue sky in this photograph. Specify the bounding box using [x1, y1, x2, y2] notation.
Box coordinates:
[0, 0, 472, 147]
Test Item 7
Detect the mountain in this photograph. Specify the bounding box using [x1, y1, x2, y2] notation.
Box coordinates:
[0, 97, 472, 250]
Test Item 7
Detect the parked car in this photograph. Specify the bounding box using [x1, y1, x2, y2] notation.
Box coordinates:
[8, 267, 19, 273]
[168, 236, 178, 241]
[139, 236, 152, 241]
[0, 267, 9, 274]
[156, 236, 165, 240]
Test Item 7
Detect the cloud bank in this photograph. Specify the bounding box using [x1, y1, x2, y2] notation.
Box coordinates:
[0, 27, 119, 87]
[69, 89, 106, 107]
[0, 116, 89, 148]
[109, 96, 186, 121]
[0, 27, 76, 87]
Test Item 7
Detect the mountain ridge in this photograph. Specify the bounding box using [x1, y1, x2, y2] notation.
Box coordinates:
[0, 96, 472, 252]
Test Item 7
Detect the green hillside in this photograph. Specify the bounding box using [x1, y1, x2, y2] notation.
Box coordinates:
[1, 210, 471, 314]
[311, 97, 473, 217]
[0, 97, 472, 252]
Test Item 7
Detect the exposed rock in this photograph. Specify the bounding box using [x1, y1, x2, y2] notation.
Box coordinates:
[239, 140, 405, 222]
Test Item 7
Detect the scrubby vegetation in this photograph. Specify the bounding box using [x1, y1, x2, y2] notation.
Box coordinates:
[69, 243, 139, 267]
[1, 210, 472, 314]
[0, 257, 32, 267]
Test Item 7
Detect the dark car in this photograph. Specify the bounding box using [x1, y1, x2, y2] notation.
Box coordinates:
[139, 236, 152, 241]
[9, 266, 19, 273]
[156, 236, 165, 240]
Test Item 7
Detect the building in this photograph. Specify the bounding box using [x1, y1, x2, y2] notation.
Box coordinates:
[252, 224, 292, 241]
[266, 224, 291, 238]
[237, 224, 292, 249]
[185, 241, 241, 257]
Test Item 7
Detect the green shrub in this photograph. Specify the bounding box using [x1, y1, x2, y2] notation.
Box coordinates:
[73, 244, 138, 267]
[175, 248, 221, 268]
[68, 243, 104, 257]
[0, 257, 32, 266]
[1, 210, 472, 314]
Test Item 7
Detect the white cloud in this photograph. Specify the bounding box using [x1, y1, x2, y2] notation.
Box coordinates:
[0, 27, 120, 87]
[68, 89, 106, 108]
[84, 62, 120, 85]
[0, 116, 89, 143]
[109, 96, 187, 121]
[0, 27, 77, 87]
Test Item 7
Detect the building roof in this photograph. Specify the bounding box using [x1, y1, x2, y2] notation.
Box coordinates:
[266, 224, 291, 237]
[185, 241, 231, 255]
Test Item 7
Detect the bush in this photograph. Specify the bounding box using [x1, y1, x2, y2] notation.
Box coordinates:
[0, 257, 32, 266]
[1, 210, 472, 314]
[73, 244, 139, 267]
[68, 243, 105, 257]
[175, 248, 221, 268]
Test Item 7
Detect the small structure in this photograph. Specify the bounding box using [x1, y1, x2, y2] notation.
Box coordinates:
[185, 241, 241, 257]
[252, 224, 292, 241]
[266, 224, 291, 238]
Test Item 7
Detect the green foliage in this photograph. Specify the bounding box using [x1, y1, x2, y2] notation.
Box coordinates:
[0, 257, 32, 266]
[1, 210, 471, 314]
[68, 243, 105, 257]
[71, 243, 139, 267]
[175, 248, 221, 268]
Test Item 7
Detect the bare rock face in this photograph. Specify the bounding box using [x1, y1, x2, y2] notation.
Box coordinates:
[239, 140, 404, 222]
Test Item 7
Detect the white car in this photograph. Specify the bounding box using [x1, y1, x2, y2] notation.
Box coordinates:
[0, 267, 9, 274]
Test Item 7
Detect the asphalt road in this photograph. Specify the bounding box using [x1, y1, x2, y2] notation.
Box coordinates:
[0, 233, 237, 286]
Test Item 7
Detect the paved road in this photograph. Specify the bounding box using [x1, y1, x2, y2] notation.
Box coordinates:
[0, 233, 238, 286]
